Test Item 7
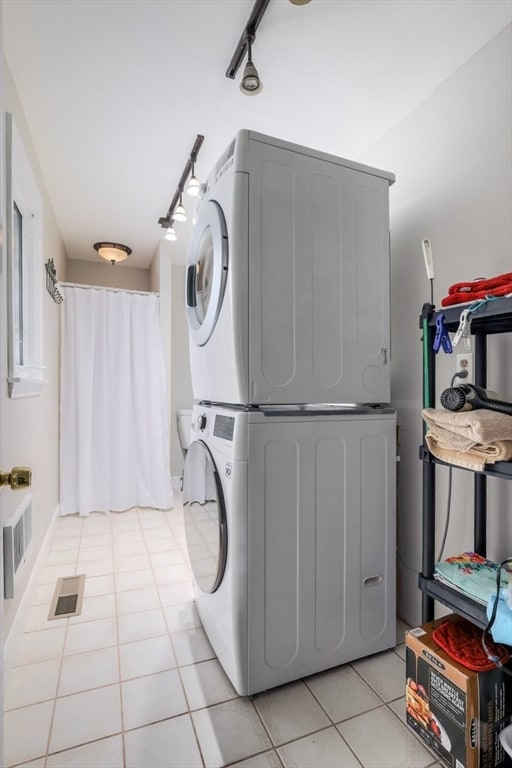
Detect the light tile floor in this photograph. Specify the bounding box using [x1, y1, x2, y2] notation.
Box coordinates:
[3, 502, 443, 768]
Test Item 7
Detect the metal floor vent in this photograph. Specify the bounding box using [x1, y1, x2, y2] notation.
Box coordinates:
[48, 575, 86, 620]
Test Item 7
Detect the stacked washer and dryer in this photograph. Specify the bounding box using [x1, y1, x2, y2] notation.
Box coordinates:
[182, 130, 396, 696]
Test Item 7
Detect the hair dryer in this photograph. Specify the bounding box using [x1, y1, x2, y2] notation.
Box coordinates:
[440, 384, 512, 416]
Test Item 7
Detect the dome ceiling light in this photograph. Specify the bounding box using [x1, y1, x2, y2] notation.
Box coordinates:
[94, 242, 132, 266]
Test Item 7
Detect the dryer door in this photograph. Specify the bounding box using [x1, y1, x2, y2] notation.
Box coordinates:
[185, 200, 228, 346]
[182, 439, 228, 593]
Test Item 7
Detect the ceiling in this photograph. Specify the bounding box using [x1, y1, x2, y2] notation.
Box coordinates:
[3, 0, 511, 269]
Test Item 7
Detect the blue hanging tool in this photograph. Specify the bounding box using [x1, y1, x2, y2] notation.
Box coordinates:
[433, 314, 452, 354]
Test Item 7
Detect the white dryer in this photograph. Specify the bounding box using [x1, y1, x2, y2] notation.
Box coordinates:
[186, 130, 395, 406]
[182, 402, 396, 696]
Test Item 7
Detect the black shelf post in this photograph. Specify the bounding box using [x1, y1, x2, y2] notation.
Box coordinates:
[474, 332, 487, 555]
[420, 303, 436, 622]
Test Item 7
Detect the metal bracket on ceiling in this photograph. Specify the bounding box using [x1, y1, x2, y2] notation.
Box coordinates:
[225, 0, 271, 80]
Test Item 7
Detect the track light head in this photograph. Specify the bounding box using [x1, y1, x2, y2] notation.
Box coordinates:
[174, 204, 187, 222]
[187, 163, 200, 196]
[187, 177, 200, 196]
[240, 60, 263, 94]
[240, 35, 263, 95]
[165, 226, 177, 241]
[174, 193, 187, 222]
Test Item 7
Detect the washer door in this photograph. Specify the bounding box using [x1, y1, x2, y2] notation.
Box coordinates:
[182, 440, 228, 593]
[185, 200, 228, 347]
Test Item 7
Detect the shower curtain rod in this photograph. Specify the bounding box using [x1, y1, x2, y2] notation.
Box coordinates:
[60, 282, 158, 297]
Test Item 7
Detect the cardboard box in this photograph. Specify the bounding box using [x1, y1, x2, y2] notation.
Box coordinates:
[405, 615, 512, 768]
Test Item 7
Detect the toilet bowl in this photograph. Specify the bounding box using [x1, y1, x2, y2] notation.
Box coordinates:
[177, 409, 193, 452]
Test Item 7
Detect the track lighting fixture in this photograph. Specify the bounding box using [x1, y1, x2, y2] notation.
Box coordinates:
[94, 242, 132, 266]
[240, 33, 263, 95]
[225, 0, 269, 94]
[158, 134, 204, 242]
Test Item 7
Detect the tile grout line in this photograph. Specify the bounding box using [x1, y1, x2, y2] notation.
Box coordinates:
[44, 514, 83, 767]
[113, 507, 136, 768]
[300, 677, 366, 767]
[46, 512, 119, 763]
[71, 510, 146, 758]
[144, 505, 207, 768]
[4, 517, 75, 767]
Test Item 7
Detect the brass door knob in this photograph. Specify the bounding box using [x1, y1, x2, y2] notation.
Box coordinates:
[0, 466, 32, 490]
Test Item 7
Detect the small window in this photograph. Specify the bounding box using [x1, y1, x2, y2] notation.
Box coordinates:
[6, 113, 45, 398]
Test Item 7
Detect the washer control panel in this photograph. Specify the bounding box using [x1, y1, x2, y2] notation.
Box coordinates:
[213, 415, 235, 441]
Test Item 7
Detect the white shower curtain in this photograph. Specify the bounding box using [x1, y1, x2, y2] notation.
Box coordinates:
[60, 285, 174, 516]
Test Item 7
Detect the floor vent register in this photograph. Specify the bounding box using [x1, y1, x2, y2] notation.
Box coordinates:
[48, 574, 86, 620]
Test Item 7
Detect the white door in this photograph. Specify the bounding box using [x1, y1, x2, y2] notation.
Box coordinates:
[185, 199, 228, 347]
[1, 13, 6, 758]
[0, 21, 33, 763]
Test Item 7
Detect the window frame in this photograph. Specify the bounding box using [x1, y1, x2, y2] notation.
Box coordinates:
[5, 113, 45, 398]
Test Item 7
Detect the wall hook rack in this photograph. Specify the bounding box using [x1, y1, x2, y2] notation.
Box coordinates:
[45, 259, 63, 304]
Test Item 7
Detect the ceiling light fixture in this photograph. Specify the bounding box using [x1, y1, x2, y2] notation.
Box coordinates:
[289, 0, 312, 4]
[93, 241, 132, 266]
[158, 134, 204, 242]
[225, 0, 270, 93]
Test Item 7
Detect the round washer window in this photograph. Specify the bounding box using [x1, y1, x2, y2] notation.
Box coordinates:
[194, 228, 214, 325]
[182, 440, 227, 593]
[185, 200, 228, 347]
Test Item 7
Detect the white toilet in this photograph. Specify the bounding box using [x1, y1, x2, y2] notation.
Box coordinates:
[176, 409, 193, 453]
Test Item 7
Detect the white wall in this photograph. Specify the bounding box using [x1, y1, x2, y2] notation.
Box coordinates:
[149, 244, 194, 486]
[360, 26, 512, 626]
[67, 259, 150, 291]
[170, 264, 193, 483]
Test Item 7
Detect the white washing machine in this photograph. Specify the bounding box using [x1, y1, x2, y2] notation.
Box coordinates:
[182, 402, 396, 696]
[186, 130, 395, 406]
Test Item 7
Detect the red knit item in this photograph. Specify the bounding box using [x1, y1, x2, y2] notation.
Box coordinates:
[440, 272, 512, 307]
[432, 617, 510, 671]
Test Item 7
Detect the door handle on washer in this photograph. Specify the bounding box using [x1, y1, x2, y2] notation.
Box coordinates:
[186, 265, 197, 307]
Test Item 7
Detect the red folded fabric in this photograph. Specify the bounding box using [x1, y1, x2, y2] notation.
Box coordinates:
[441, 272, 512, 307]
[432, 616, 510, 671]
